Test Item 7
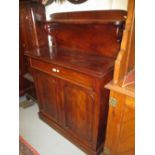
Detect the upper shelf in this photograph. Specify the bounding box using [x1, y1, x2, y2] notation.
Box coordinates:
[36, 10, 127, 25]
[35, 10, 127, 59]
[50, 10, 127, 21]
[40, 19, 125, 25]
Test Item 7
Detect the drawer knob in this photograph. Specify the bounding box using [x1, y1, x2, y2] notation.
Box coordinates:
[52, 68, 57, 72]
[25, 15, 28, 20]
[56, 69, 60, 73]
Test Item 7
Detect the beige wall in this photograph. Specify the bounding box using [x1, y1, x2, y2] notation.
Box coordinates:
[46, 0, 128, 20]
[111, 0, 128, 9]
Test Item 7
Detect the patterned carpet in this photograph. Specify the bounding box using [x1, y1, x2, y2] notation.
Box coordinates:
[19, 136, 40, 155]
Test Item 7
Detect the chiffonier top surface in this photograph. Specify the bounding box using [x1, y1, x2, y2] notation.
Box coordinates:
[25, 46, 115, 78]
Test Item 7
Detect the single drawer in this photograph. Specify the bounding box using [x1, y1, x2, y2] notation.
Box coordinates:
[30, 58, 95, 89]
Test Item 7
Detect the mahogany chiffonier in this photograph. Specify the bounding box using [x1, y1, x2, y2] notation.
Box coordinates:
[25, 10, 127, 155]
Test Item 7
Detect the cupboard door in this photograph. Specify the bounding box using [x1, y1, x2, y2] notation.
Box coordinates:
[34, 70, 59, 123]
[61, 81, 95, 145]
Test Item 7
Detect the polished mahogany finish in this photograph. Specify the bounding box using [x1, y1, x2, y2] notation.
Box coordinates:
[19, 0, 47, 96]
[20, 0, 47, 51]
[28, 47, 114, 155]
[43, 10, 127, 58]
[26, 47, 115, 77]
[50, 10, 126, 21]
[25, 10, 127, 155]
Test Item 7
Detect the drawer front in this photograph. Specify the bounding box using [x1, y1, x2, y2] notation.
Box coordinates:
[30, 58, 94, 89]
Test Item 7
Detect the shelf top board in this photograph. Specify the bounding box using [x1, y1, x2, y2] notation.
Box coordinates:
[37, 10, 127, 25]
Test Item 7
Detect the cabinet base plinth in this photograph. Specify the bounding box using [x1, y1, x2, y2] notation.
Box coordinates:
[39, 112, 103, 155]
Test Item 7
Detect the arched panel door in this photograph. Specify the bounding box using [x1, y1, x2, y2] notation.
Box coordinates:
[60, 80, 95, 146]
[34, 70, 59, 123]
